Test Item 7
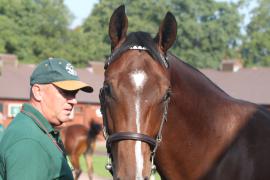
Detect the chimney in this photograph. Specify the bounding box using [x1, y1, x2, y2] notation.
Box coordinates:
[0, 54, 18, 67]
[87, 62, 94, 73]
[87, 61, 105, 74]
[220, 59, 243, 72]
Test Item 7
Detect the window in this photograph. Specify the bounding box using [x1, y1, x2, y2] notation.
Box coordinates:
[8, 103, 22, 117]
[74, 106, 83, 113]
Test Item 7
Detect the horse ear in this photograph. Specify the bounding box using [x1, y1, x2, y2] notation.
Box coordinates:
[155, 12, 177, 53]
[109, 5, 128, 51]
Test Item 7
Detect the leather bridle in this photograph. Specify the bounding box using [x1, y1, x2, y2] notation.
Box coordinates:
[99, 86, 170, 175]
[99, 45, 170, 176]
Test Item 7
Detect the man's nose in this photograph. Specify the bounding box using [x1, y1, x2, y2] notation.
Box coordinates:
[67, 97, 77, 105]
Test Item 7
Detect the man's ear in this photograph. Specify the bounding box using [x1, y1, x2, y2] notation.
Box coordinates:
[31, 84, 42, 101]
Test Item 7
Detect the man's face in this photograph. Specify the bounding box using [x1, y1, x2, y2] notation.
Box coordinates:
[39, 84, 78, 128]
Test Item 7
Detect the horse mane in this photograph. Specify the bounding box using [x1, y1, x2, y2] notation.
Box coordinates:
[168, 53, 229, 96]
[105, 32, 168, 69]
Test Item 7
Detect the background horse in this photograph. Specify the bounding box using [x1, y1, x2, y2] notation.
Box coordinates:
[99, 5, 270, 180]
[61, 121, 102, 180]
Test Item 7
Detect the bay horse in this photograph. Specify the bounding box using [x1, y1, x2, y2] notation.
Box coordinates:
[99, 5, 270, 180]
[61, 121, 102, 180]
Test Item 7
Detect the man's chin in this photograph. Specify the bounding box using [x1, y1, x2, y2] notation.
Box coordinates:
[55, 120, 69, 129]
[54, 123, 67, 130]
[53, 117, 72, 129]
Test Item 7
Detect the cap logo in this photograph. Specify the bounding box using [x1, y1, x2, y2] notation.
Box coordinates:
[66, 63, 77, 76]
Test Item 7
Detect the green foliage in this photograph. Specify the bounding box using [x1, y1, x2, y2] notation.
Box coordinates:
[82, 0, 242, 68]
[0, 0, 74, 63]
[0, 0, 268, 68]
[80, 154, 161, 179]
[241, 0, 270, 67]
[0, 15, 20, 53]
[170, 0, 242, 68]
[92, 155, 112, 178]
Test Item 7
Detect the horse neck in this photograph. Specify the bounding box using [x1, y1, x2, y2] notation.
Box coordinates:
[168, 54, 231, 121]
[168, 54, 256, 134]
[162, 55, 256, 178]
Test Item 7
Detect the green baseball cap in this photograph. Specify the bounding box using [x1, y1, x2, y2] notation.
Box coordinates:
[30, 58, 93, 93]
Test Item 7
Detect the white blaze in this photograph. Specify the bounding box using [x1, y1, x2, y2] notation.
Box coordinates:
[130, 70, 148, 179]
[131, 70, 147, 91]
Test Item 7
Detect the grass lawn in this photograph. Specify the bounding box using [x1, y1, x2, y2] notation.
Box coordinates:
[78, 143, 161, 179]
[79, 154, 161, 179]
[80, 154, 112, 178]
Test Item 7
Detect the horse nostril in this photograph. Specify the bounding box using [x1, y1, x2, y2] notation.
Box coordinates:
[144, 177, 149, 180]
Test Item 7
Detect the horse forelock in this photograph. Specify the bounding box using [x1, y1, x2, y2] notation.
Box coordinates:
[105, 32, 168, 69]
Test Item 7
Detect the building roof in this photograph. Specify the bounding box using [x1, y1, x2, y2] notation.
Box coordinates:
[0, 62, 104, 104]
[201, 67, 270, 105]
[0, 58, 269, 105]
[76, 67, 104, 103]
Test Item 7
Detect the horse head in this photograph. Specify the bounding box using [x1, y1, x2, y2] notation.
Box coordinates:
[100, 5, 177, 180]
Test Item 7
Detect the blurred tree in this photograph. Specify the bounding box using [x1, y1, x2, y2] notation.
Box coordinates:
[82, 0, 172, 61]
[170, 0, 242, 68]
[0, 0, 73, 63]
[0, 16, 19, 53]
[0, 0, 252, 68]
[241, 0, 270, 66]
[83, 0, 242, 68]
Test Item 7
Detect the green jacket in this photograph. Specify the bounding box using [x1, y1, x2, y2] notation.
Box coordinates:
[0, 103, 74, 180]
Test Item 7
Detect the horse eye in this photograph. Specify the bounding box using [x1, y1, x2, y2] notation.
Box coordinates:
[104, 84, 112, 97]
[163, 89, 171, 101]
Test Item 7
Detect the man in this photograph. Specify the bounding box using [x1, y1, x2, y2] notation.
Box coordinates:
[0, 58, 93, 180]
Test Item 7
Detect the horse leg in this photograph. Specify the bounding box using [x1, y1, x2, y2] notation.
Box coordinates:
[84, 153, 94, 180]
[70, 153, 82, 180]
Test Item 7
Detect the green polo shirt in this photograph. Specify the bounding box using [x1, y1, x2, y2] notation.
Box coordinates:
[0, 103, 74, 180]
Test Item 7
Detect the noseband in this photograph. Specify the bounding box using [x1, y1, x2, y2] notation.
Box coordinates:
[99, 45, 170, 175]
